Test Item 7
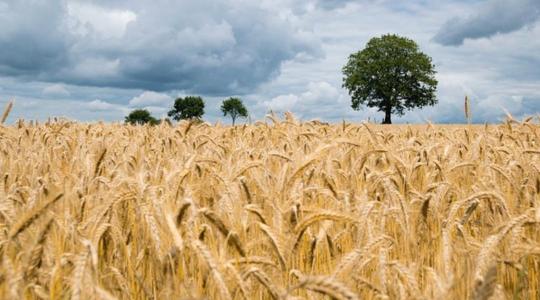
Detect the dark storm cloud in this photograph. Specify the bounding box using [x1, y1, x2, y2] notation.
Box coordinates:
[0, 1, 70, 75]
[0, 0, 321, 95]
[433, 0, 540, 46]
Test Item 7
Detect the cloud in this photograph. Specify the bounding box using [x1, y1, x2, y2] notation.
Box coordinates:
[1, 0, 539, 125]
[263, 81, 341, 114]
[263, 81, 365, 120]
[67, 2, 136, 39]
[474, 95, 532, 122]
[140, 106, 169, 118]
[127, 91, 174, 118]
[128, 91, 173, 107]
[434, 0, 540, 46]
[42, 84, 70, 97]
[0, 0, 322, 95]
[0, 1, 69, 75]
[521, 96, 540, 114]
[87, 99, 125, 112]
[264, 94, 299, 112]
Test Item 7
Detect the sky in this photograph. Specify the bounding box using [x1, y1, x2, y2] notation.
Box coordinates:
[0, 0, 539, 124]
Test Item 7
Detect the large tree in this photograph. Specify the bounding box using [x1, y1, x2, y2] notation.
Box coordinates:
[167, 96, 205, 121]
[124, 109, 159, 125]
[342, 34, 438, 124]
[221, 97, 248, 125]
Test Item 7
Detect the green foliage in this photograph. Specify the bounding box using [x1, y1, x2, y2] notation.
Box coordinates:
[221, 97, 248, 125]
[167, 96, 205, 121]
[124, 109, 159, 125]
[342, 34, 438, 124]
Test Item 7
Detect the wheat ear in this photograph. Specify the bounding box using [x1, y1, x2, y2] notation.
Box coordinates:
[192, 240, 232, 300]
[465, 95, 471, 123]
[201, 208, 246, 256]
[71, 245, 90, 300]
[474, 212, 531, 282]
[9, 193, 63, 239]
[472, 263, 497, 300]
[258, 222, 287, 269]
[24, 218, 54, 280]
[289, 270, 358, 300]
[243, 267, 284, 300]
[294, 211, 357, 250]
[0, 100, 13, 124]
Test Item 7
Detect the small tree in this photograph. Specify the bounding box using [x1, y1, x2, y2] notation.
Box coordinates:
[125, 109, 159, 125]
[221, 97, 248, 125]
[167, 96, 205, 121]
[342, 34, 438, 124]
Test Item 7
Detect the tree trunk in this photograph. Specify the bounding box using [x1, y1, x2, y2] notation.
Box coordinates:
[232, 116, 236, 126]
[383, 107, 392, 124]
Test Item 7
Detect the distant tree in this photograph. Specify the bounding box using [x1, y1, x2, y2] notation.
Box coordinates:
[221, 97, 248, 125]
[125, 109, 159, 125]
[167, 96, 205, 121]
[342, 34, 438, 124]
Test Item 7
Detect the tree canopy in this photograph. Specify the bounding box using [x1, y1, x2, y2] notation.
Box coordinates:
[221, 97, 248, 125]
[167, 96, 205, 121]
[124, 109, 159, 125]
[342, 34, 438, 124]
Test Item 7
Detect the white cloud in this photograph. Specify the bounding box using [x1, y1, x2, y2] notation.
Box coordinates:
[264, 94, 299, 112]
[42, 84, 70, 97]
[0, 96, 128, 124]
[129, 91, 173, 107]
[87, 99, 125, 112]
[67, 2, 136, 38]
[263, 81, 363, 120]
[301, 81, 340, 104]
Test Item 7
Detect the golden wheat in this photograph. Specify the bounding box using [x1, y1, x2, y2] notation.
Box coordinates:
[0, 115, 539, 299]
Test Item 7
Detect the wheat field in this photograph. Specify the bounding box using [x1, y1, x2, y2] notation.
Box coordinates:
[0, 112, 539, 299]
